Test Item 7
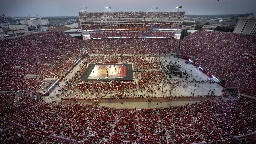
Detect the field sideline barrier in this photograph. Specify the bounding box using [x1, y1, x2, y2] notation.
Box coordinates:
[43, 58, 82, 95]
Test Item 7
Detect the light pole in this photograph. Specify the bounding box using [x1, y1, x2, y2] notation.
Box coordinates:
[105, 6, 111, 12]
[176, 6, 182, 12]
[152, 6, 158, 12]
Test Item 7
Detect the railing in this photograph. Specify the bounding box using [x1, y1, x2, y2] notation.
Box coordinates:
[234, 131, 256, 139]
[43, 58, 83, 95]
[239, 94, 256, 100]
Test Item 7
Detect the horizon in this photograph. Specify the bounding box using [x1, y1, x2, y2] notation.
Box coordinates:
[1, 0, 256, 17]
[4, 13, 254, 18]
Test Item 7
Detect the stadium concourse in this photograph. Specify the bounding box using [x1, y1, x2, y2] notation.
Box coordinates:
[1, 30, 256, 143]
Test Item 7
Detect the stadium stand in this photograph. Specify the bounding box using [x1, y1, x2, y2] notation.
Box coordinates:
[79, 11, 185, 30]
[90, 31, 175, 38]
[0, 32, 82, 93]
[84, 38, 178, 54]
[1, 94, 256, 143]
[1, 11, 256, 143]
[180, 30, 256, 96]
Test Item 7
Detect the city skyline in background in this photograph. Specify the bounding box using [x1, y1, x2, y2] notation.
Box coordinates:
[0, 0, 256, 17]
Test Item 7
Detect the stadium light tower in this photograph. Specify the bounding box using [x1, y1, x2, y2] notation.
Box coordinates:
[152, 6, 158, 12]
[176, 6, 182, 12]
[81, 6, 88, 12]
[105, 6, 112, 12]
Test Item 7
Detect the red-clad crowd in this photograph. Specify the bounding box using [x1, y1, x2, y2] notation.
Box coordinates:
[84, 38, 178, 54]
[180, 30, 256, 96]
[0, 32, 82, 93]
[1, 94, 256, 143]
[90, 31, 175, 38]
[79, 11, 185, 19]
[82, 23, 181, 30]
[0, 93, 16, 116]
[1, 29, 256, 143]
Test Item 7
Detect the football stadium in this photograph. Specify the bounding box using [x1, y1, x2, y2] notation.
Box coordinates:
[1, 8, 256, 143]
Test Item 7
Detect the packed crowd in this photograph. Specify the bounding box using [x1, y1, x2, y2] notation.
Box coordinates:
[1, 95, 256, 143]
[180, 30, 256, 96]
[0, 28, 256, 143]
[0, 32, 82, 92]
[84, 38, 178, 54]
[90, 31, 175, 38]
[82, 23, 181, 30]
[79, 11, 185, 19]
[0, 93, 16, 116]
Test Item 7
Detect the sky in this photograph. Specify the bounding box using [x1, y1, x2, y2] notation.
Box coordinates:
[0, 0, 256, 17]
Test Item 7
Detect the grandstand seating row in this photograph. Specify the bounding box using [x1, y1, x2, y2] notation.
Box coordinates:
[81, 23, 181, 30]
[90, 31, 175, 38]
[79, 11, 185, 19]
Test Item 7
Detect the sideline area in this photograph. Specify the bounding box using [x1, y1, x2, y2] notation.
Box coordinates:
[60, 96, 223, 109]
[43, 58, 87, 102]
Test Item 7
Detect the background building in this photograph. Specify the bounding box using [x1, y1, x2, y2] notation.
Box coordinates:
[20, 18, 49, 26]
[234, 14, 256, 35]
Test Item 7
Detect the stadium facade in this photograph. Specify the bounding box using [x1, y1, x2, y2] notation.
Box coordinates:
[78, 11, 185, 40]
